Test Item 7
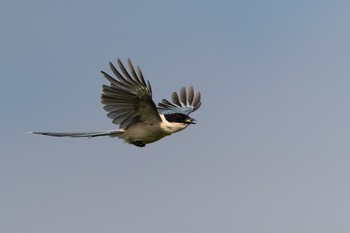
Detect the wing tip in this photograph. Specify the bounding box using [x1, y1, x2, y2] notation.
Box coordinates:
[157, 85, 202, 114]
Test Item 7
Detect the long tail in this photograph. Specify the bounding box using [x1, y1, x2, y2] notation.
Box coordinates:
[28, 130, 122, 138]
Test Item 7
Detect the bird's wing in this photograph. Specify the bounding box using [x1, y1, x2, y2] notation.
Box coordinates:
[157, 86, 202, 115]
[101, 58, 161, 129]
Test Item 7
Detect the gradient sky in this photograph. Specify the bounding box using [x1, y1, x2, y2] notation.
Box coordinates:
[1, 0, 350, 232]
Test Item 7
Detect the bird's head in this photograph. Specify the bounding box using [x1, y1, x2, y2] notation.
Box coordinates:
[164, 113, 196, 125]
[160, 113, 196, 134]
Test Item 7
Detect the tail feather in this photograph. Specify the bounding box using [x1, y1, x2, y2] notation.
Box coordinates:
[29, 130, 122, 138]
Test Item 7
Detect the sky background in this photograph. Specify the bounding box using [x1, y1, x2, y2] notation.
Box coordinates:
[1, 0, 350, 232]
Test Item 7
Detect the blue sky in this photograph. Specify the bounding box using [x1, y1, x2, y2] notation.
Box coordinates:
[1, 0, 350, 232]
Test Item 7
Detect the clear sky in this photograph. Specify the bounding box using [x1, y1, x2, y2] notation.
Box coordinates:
[1, 0, 350, 232]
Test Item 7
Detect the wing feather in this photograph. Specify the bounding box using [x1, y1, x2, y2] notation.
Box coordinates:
[101, 58, 161, 129]
[187, 86, 194, 105]
[157, 86, 202, 115]
[172, 92, 182, 106]
[192, 91, 201, 111]
[117, 59, 137, 85]
[180, 87, 187, 105]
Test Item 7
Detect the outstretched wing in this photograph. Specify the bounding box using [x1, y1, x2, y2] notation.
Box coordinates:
[157, 86, 201, 115]
[101, 58, 161, 129]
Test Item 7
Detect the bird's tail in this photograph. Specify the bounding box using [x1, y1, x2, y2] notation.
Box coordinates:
[28, 130, 122, 138]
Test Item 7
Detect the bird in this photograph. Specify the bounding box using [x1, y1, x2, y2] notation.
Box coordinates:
[30, 58, 201, 147]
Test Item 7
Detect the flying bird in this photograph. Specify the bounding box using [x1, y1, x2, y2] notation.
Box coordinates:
[31, 58, 201, 147]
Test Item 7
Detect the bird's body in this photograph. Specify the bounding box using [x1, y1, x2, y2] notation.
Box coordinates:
[31, 58, 201, 147]
[117, 115, 188, 146]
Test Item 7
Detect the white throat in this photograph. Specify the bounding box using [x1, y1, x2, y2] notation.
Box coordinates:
[159, 114, 189, 134]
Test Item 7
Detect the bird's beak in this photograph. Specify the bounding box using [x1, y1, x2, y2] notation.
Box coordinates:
[185, 117, 196, 124]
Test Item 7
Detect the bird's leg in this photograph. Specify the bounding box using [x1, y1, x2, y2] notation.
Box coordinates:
[133, 141, 146, 147]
